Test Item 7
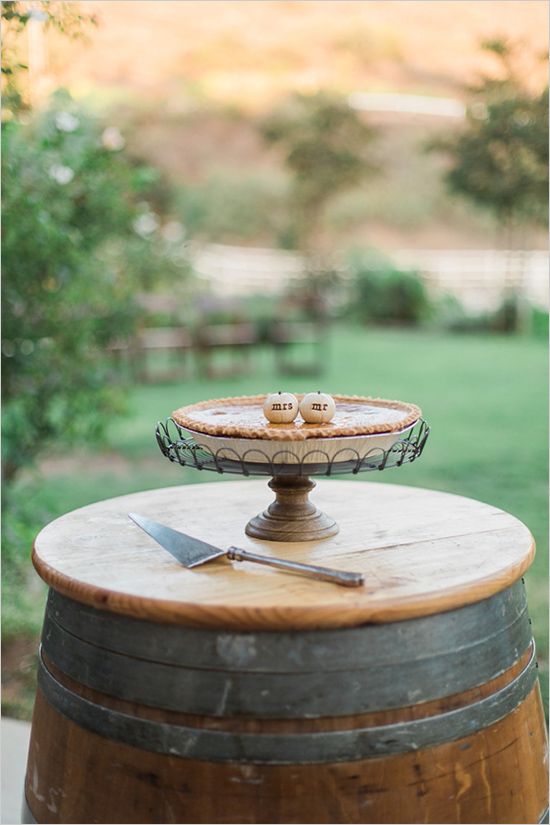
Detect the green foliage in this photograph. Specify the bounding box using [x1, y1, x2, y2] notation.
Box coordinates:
[176, 169, 288, 244]
[490, 292, 524, 334]
[346, 249, 431, 326]
[437, 301, 494, 335]
[430, 39, 548, 228]
[531, 307, 549, 339]
[2, 486, 49, 640]
[1, 1, 96, 117]
[444, 291, 527, 335]
[442, 292, 535, 335]
[1, 92, 189, 480]
[262, 92, 377, 249]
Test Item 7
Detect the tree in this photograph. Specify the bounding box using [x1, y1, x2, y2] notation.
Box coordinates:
[429, 39, 548, 235]
[262, 92, 377, 251]
[2, 93, 189, 482]
[1, 1, 96, 116]
[1, 2, 191, 653]
[2, 4, 191, 482]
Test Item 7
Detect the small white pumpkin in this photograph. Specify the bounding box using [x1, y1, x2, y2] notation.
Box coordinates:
[299, 391, 336, 424]
[263, 391, 299, 424]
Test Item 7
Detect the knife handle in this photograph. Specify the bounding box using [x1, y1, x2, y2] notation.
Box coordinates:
[226, 547, 364, 588]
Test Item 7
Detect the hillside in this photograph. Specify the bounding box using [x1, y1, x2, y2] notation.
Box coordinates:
[30, 1, 548, 251]
[44, 1, 548, 107]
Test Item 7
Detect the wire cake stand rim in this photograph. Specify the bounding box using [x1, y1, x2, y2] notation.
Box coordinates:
[155, 417, 430, 478]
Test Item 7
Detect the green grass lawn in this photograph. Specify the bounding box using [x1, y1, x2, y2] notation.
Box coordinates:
[3, 325, 548, 717]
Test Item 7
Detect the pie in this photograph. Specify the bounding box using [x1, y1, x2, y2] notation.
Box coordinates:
[172, 394, 421, 441]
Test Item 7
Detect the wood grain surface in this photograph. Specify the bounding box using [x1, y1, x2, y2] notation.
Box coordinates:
[32, 480, 535, 629]
[25, 656, 548, 824]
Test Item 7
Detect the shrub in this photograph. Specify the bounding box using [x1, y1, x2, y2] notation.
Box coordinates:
[443, 293, 542, 336]
[176, 170, 288, 244]
[490, 292, 523, 334]
[1, 91, 190, 481]
[347, 248, 431, 326]
[531, 307, 549, 339]
[1, 486, 50, 640]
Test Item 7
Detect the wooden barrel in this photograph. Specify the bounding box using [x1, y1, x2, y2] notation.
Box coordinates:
[24, 481, 548, 824]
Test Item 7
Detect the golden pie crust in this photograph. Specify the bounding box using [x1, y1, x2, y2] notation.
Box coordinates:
[172, 395, 421, 441]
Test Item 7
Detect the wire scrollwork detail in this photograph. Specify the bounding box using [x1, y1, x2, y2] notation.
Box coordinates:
[155, 418, 430, 478]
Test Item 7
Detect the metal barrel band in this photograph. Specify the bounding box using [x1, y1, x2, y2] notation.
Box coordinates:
[41, 608, 532, 719]
[37, 646, 538, 765]
[42, 583, 532, 718]
[45, 582, 528, 673]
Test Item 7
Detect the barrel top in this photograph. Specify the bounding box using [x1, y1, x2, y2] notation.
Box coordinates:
[32, 480, 534, 630]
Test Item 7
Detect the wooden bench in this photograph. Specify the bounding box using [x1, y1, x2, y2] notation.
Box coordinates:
[194, 322, 259, 378]
[135, 327, 194, 382]
[108, 327, 193, 383]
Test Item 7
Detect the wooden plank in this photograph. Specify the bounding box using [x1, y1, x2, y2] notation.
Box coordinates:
[24, 676, 548, 824]
[32, 480, 535, 629]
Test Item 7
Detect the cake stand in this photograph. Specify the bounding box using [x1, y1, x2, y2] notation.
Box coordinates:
[156, 417, 429, 542]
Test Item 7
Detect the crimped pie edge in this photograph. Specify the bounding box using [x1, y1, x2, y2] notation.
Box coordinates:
[172, 394, 421, 441]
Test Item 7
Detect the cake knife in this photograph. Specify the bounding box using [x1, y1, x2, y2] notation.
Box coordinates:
[128, 513, 364, 587]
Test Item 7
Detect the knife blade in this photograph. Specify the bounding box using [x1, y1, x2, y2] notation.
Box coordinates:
[128, 513, 364, 587]
[129, 512, 225, 568]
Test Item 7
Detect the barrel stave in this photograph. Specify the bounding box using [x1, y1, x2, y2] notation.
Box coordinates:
[25, 678, 547, 824]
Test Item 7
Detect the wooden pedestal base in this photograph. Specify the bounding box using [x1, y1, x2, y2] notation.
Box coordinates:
[245, 475, 339, 542]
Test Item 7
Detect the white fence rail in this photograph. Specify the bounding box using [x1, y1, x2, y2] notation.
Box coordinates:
[348, 92, 466, 119]
[191, 242, 548, 311]
[393, 249, 548, 312]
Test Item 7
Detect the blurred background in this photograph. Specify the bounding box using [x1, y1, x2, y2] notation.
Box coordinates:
[2, 1, 548, 719]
